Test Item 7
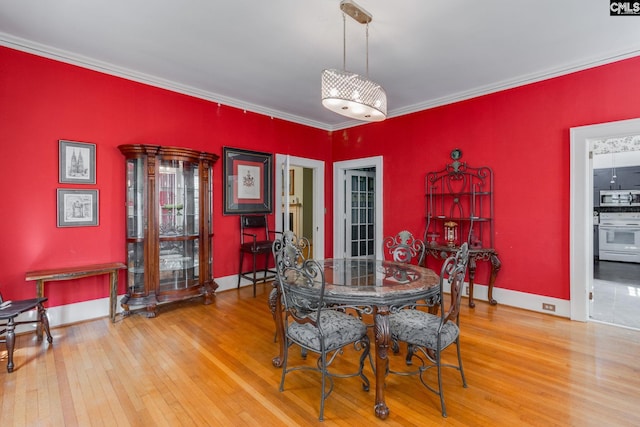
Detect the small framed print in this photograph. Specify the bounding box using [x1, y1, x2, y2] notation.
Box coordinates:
[57, 189, 99, 227]
[59, 140, 96, 184]
[289, 169, 295, 195]
[223, 147, 273, 215]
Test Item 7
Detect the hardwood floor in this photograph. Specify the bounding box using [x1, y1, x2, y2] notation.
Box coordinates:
[2, 283, 640, 426]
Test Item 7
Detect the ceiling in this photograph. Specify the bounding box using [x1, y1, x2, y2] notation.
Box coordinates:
[1, 1, 640, 131]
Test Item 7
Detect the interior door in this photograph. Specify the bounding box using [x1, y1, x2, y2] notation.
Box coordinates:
[345, 170, 375, 259]
[281, 156, 291, 233]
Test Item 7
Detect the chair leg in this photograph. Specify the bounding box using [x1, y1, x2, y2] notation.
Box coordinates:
[456, 338, 467, 387]
[279, 337, 289, 392]
[237, 251, 244, 288]
[252, 253, 258, 297]
[436, 349, 447, 418]
[319, 351, 327, 421]
[5, 318, 15, 373]
[263, 252, 270, 282]
[405, 343, 416, 366]
[358, 336, 371, 391]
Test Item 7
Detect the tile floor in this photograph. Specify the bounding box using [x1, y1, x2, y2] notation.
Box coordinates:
[592, 260, 640, 330]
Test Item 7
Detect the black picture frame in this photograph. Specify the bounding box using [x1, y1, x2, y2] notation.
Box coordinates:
[223, 147, 273, 215]
[59, 140, 96, 184]
[57, 189, 99, 227]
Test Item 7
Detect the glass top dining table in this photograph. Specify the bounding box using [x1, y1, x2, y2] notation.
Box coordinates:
[270, 258, 440, 420]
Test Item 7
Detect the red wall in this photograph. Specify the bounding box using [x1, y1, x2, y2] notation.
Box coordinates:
[335, 55, 640, 299]
[2, 45, 640, 307]
[0, 47, 331, 305]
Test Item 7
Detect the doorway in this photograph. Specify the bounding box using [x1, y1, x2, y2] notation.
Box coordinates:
[591, 141, 640, 328]
[274, 155, 325, 259]
[570, 118, 640, 326]
[333, 156, 384, 259]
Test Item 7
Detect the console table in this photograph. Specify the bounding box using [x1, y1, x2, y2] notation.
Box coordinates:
[423, 245, 500, 307]
[25, 262, 126, 335]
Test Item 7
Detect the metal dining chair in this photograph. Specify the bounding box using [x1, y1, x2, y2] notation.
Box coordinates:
[273, 231, 370, 421]
[382, 230, 425, 352]
[388, 242, 470, 417]
[268, 230, 311, 343]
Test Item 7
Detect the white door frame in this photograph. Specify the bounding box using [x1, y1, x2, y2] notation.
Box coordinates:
[333, 156, 384, 259]
[275, 154, 325, 259]
[570, 117, 640, 321]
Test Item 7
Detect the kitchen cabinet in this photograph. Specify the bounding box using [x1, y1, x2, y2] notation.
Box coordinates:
[118, 144, 219, 317]
[593, 169, 610, 206]
[614, 166, 640, 190]
[594, 166, 640, 195]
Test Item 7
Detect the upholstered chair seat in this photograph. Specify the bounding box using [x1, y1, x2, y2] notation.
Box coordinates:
[288, 309, 368, 352]
[389, 309, 459, 350]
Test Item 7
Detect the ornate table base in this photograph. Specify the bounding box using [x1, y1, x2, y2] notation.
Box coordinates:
[269, 259, 440, 419]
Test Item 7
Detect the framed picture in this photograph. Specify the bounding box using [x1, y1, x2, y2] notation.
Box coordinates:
[57, 189, 99, 227]
[59, 140, 96, 184]
[289, 170, 295, 195]
[223, 147, 273, 214]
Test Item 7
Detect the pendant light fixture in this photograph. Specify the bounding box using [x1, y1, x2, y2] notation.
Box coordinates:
[321, 0, 387, 122]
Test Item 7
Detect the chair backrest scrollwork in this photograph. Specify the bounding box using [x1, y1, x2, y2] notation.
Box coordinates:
[383, 230, 425, 265]
[272, 231, 310, 274]
[439, 242, 470, 326]
[272, 231, 324, 324]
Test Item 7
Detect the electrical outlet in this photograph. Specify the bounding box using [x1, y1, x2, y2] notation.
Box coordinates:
[542, 303, 556, 312]
[465, 286, 469, 296]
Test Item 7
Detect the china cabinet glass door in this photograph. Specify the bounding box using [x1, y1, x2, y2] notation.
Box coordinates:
[158, 159, 200, 294]
[125, 158, 145, 295]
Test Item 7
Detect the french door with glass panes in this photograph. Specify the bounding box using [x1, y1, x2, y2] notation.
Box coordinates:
[345, 170, 375, 259]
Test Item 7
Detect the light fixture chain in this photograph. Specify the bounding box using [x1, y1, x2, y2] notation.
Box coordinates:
[342, 13, 347, 71]
[366, 22, 369, 77]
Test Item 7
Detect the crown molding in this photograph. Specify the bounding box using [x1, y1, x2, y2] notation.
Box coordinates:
[2, 32, 640, 133]
[389, 48, 640, 120]
[0, 33, 333, 131]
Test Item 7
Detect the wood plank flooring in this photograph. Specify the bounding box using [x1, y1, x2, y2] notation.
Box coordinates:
[2, 283, 640, 426]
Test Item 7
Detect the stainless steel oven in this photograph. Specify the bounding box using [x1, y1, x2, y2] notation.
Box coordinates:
[599, 212, 640, 263]
[599, 190, 640, 207]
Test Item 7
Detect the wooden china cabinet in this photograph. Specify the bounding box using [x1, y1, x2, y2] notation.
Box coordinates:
[118, 144, 219, 317]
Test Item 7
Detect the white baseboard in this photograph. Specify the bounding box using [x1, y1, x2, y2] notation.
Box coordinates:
[9, 275, 570, 333]
[216, 273, 274, 293]
[460, 282, 570, 318]
[9, 296, 123, 334]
